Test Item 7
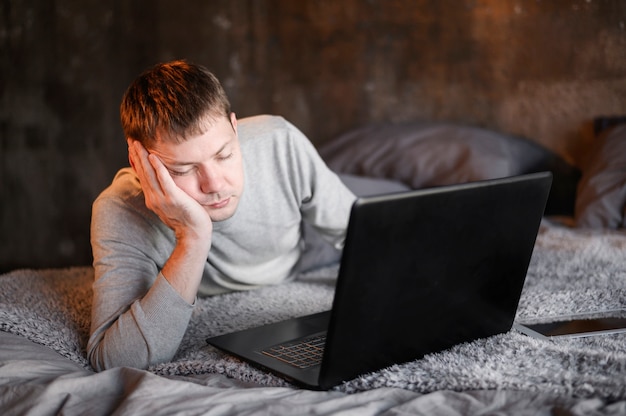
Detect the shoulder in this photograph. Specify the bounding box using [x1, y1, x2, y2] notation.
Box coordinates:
[92, 168, 154, 222]
[95, 168, 142, 205]
[237, 115, 312, 155]
[237, 115, 308, 143]
[237, 114, 293, 135]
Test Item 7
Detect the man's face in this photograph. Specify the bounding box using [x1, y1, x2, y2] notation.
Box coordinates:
[148, 113, 244, 222]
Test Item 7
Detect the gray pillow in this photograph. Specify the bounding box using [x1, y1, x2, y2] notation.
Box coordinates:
[575, 124, 626, 229]
[337, 173, 410, 196]
[319, 121, 580, 216]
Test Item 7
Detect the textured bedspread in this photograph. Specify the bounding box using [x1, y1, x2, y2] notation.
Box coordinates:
[1, 220, 626, 415]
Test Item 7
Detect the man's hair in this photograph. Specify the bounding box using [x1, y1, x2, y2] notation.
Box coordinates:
[120, 60, 231, 146]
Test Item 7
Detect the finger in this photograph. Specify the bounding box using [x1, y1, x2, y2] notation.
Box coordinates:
[148, 153, 184, 199]
[130, 142, 169, 207]
[132, 141, 161, 190]
[148, 153, 172, 190]
[127, 140, 139, 172]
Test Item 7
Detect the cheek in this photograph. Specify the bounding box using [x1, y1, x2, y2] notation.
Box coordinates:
[171, 176, 199, 197]
[229, 161, 245, 190]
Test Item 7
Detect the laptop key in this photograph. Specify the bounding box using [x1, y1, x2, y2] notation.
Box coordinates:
[261, 333, 326, 368]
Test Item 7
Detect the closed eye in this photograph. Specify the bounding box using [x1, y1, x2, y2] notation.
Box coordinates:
[217, 152, 234, 161]
[168, 168, 193, 176]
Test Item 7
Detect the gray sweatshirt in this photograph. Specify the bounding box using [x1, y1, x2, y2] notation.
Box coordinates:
[88, 115, 355, 371]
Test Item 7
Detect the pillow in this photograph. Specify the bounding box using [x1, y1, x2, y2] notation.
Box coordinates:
[299, 174, 410, 272]
[575, 124, 626, 229]
[337, 173, 410, 196]
[319, 121, 580, 216]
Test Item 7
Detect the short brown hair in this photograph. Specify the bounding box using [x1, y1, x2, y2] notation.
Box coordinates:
[120, 60, 231, 146]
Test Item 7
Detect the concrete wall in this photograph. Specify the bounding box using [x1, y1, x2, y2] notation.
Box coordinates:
[1, 0, 625, 271]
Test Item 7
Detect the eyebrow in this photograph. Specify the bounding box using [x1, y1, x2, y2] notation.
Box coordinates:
[165, 140, 231, 167]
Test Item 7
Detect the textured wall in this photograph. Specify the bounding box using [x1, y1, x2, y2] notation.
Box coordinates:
[1, 0, 625, 271]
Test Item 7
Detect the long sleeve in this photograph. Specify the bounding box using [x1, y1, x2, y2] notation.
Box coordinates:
[87, 171, 195, 371]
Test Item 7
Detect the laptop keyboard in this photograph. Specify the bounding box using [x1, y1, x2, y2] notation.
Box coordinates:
[260, 333, 326, 369]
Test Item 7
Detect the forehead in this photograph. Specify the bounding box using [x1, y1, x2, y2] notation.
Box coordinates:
[150, 116, 237, 163]
[155, 112, 231, 143]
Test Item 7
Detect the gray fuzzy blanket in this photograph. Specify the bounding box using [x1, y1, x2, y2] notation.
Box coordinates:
[1, 221, 625, 400]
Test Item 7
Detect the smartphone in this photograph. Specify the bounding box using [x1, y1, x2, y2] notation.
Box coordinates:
[514, 309, 626, 339]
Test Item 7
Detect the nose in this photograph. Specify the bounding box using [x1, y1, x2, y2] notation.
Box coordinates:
[198, 165, 224, 194]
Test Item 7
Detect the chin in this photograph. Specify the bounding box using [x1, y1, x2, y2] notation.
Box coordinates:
[210, 212, 235, 222]
[206, 205, 238, 222]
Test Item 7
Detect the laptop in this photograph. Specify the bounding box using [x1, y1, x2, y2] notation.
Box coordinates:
[207, 171, 553, 390]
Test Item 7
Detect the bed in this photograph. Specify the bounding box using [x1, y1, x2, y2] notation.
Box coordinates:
[2, 119, 626, 415]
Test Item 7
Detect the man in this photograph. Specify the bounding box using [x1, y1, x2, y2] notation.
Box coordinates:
[88, 60, 355, 371]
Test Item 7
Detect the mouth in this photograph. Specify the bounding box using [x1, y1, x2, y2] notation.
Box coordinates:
[206, 197, 231, 209]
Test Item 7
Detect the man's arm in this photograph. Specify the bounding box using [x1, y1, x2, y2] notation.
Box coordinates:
[88, 194, 198, 370]
[128, 140, 212, 304]
[87, 141, 212, 370]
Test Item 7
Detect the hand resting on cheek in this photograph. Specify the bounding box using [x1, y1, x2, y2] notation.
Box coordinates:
[127, 139, 213, 245]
